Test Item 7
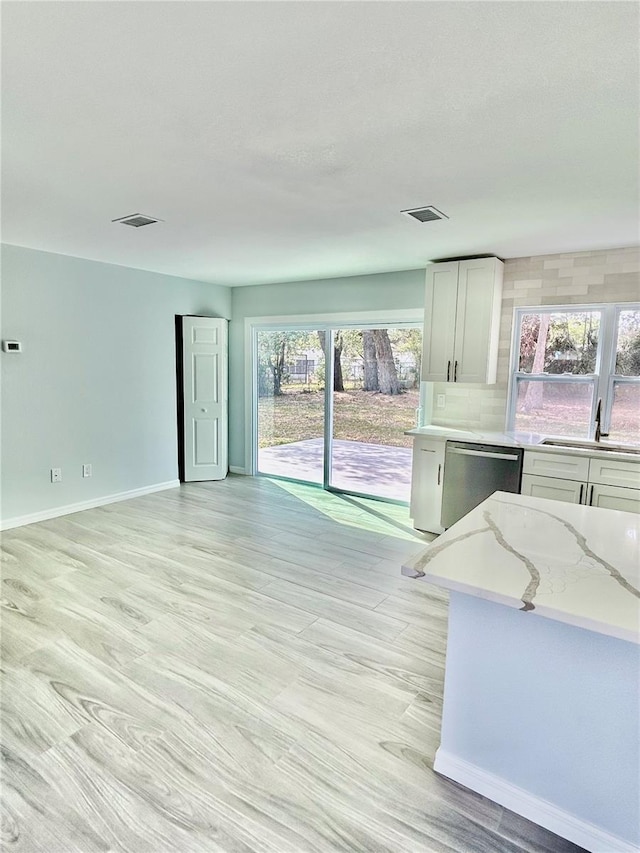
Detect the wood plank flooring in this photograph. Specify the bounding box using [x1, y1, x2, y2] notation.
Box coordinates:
[1, 476, 586, 852]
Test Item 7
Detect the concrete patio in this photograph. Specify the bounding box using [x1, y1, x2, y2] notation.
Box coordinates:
[257, 438, 412, 502]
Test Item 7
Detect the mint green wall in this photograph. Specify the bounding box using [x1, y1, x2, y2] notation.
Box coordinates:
[229, 269, 425, 469]
[1, 247, 424, 519]
[1, 244, 231, 522]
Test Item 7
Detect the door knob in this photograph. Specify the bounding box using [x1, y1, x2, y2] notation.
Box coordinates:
[201, 408, 208, 413]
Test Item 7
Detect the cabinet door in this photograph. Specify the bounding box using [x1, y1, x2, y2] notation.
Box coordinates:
[421, 263, 458, 382]
[410, 439, 445, 533]
[453, 258, 503, 384]
[587, 483, 640, 514]
[521, 474, 586, 504]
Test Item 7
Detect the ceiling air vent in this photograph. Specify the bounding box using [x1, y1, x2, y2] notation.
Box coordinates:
[401, 206, 449, 223]
[112, 213, 162, 228]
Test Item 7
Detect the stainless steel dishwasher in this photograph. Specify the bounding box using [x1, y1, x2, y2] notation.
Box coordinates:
[441, 441, 524, 529]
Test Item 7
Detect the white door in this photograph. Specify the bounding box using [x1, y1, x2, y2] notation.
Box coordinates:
[182, 316, 228, 481]
[421, 262, 458, 382]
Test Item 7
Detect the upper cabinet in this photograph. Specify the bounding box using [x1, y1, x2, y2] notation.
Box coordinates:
[421, 257, 504, 384]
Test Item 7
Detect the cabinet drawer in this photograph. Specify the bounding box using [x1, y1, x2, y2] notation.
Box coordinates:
[589, 483, 640, 514]
[523, 451, 590, 482]
[588, 456, 640, 489]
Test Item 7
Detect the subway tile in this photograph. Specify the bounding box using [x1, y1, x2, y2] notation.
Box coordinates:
[531, 254, 560, 263]
[572, 256, 622, 269]
[569, 275, 606, 286]
[606, 249, 640, 264]
[538, 288, 560, 297]
[603, 271, 640, 287]
[513, 278, 543, 289]
[587, 283, 635, 295]
[559, 250, 592, 260]
[583, 287, 607, 299]
[543, 258, 574, 269]
[557, 266, 609, 278]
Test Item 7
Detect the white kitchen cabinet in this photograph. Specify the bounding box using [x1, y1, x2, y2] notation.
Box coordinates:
[520, 474, 585, 504]
[522, 450, 590, 482]
[521, 450, 640, 514]
[589, 483, 640, 513]
[421, 257, 504, 384]
[588, 456, 640, 490]
[410, 438, 445, 534]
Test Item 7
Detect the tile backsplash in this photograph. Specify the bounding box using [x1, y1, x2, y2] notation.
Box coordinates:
[429, 245, 640, 432]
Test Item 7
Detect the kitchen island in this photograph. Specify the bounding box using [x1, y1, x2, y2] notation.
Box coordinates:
[403, 491, 640, 853]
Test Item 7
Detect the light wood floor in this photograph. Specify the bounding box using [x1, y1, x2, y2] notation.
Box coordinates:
[1, 476, 585, 853]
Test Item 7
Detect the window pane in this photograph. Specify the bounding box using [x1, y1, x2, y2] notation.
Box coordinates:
[257, 330, 325, 484]
[615, 310, 640, 376]
[514, 380, 594, 437]
[607, 382, 640, 445]
[518, 311, 600, 375]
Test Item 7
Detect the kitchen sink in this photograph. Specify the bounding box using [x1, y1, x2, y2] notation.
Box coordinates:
[540, 439, 640, 455]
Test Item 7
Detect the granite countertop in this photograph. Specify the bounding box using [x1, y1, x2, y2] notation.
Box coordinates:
[405, 425, 640, 461]
[402, 491, 640, 644]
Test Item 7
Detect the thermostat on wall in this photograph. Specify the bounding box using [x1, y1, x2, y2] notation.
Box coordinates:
[2, 341, 22, 353]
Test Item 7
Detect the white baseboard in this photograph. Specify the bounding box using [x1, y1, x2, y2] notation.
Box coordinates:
[434, 749, 637, 853]
[0, 480, 181, 531]
[228, 466, 247, 475]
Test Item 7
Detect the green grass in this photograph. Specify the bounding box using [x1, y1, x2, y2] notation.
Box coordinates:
[258, 388, 419, 449]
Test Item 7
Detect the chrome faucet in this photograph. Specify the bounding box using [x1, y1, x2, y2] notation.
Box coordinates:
[594, 398, 602, 442]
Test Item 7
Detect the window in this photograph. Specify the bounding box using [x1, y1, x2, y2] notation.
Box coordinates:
[508, 303, 640, 444]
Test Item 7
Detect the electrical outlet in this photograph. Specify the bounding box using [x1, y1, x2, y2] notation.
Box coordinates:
[82, 463, 92, 478]
[50, 467, 62, 483]
[437, 394, 446, 409]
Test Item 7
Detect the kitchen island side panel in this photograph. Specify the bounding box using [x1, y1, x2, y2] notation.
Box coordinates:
[437, 591, 639, 849]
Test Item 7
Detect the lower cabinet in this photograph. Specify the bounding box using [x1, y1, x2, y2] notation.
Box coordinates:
[410, 438, 445, 534]
[590, 483, 640, 513]
[521, 451, 640, 514]
[521, 474, 585, 504]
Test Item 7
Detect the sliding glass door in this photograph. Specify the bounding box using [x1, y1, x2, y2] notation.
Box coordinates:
[329, 327, 420, 501]
[254, 323, 422, 503]
[256, 329, 326, 484]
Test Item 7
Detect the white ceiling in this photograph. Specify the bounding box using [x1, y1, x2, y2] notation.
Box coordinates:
[2, 1, 638, 287]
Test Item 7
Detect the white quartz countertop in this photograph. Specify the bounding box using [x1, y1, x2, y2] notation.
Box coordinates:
[405, 425, 640, 461]
[402, 491, 640, 644]
[405, 426, 535, 445]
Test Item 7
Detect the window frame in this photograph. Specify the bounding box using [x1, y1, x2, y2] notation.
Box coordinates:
[506, 302, 640, 441]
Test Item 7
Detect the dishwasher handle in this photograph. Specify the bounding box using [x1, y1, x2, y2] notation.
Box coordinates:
[448, 447, 521, 462]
